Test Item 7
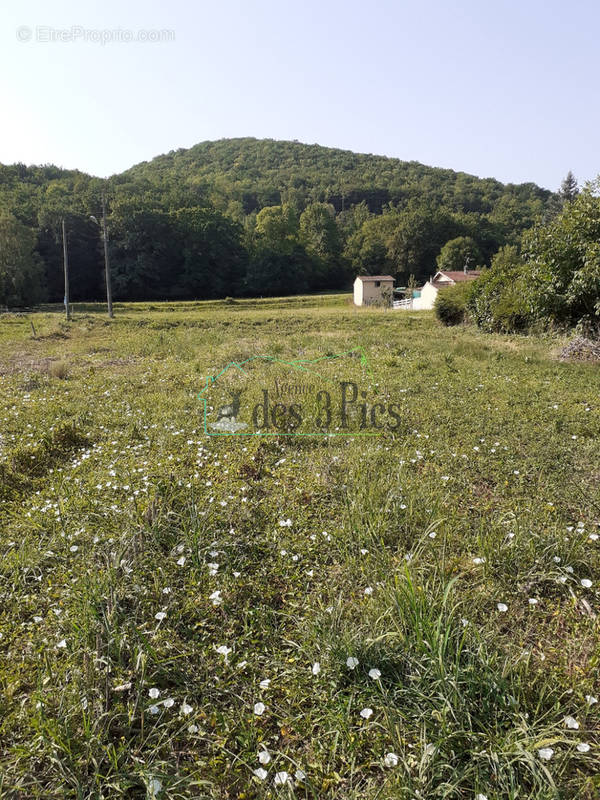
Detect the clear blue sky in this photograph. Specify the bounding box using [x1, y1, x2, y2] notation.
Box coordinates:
[2, 0, 598, 190]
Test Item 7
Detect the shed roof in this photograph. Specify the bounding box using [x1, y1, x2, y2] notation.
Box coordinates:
[356, 275, 394, 282]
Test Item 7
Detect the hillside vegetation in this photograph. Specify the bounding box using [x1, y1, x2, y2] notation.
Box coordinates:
[0, 138, 554, 306]
[122, 137, 550, 220]
[432, 180, 600, 334]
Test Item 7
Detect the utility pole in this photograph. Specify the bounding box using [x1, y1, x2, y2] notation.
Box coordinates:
[101, 192, 113, 318]
[62, 218, 70, 320]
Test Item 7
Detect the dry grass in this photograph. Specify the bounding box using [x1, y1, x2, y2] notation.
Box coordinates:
[47, 359, 69, 379]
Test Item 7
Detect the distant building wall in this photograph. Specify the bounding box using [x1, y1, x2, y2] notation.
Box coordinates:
[353, 278, 364, 306]
[418, 281, 439, 310]
[354, 278, 394, 307]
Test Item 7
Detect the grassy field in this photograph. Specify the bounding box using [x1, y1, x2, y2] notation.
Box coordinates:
[0, 297, 599, 799]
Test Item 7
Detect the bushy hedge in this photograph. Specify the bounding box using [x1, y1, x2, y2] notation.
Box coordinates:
[522, 185, 600, 327]
[434, 281, 475, 326]
[467, 246, 531, 332]
[468, 185, 600, 333]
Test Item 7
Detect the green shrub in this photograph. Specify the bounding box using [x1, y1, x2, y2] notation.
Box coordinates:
[468, 246, 531, 332]
[522, 183, 600, 327]
[434, 281, 474, 326]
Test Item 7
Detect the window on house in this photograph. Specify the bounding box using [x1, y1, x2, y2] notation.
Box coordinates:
[375, 281, 380, 287]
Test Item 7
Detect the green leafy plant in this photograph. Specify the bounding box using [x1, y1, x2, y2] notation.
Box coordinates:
[434, 281, 475, 326]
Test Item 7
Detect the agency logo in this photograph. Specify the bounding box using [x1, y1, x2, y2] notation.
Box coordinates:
[198, 348, 403, 437]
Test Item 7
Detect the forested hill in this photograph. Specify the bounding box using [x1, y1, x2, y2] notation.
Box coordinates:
[1, 137, 559, 306]
[120, 137, 550, 217]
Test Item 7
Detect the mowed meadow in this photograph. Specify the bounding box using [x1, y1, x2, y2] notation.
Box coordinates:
[0, 296, 599, 800]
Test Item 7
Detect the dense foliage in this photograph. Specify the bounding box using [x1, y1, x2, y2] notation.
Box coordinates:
[469, 182, 600, 332]
[0, 138, 554, 306]
[468, 246, 530, 332]
[433, 281, 475, 326]
[436, 236, 483, 272]
[0, 209, 46, 307]
[523, 181, 600, 326]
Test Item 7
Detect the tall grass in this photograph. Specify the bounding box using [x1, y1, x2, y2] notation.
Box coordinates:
[0, 299, 597, 798]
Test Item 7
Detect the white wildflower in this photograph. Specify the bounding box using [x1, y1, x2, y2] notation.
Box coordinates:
[209, 590, 222, 606]
[538, 747, 554, 760]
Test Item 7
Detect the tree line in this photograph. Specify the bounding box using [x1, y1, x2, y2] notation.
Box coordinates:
[435, 173, 600, 332]
[0, 138, 559, 307]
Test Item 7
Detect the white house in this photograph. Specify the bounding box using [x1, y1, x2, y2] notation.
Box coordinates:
[353, 275, 394, 307]
[411, 269, 481, 310]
